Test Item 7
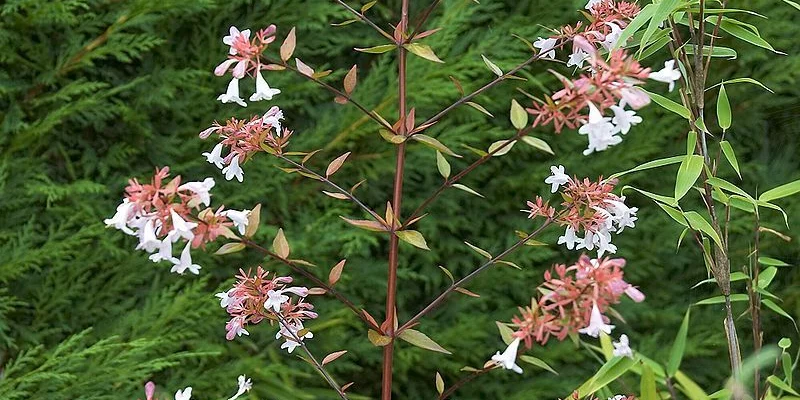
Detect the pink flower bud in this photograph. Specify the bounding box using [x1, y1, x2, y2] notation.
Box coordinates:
[232, 60, 248, 79]
[624, 286, 645, 302]
[145, 381, 156, 400]
[214, 59, 237, 76]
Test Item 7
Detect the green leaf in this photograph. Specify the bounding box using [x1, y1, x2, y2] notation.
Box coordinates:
[452, 183, 484, 198]
[784, 0, 800, 11]
[273, 228, 290, 258]
[685, 44, 737, 60]
[783, 352, 793, 386]
[706, 177, 751, 199]
[640, 0, 680, 55]
[719, 18, 779, 52]
[368, 329, 392, 346]
[684, 211, 723, 248]
[707, 77, 773, 93]
[465, 241, 492, 259]
[758, 267, 778, 288]
[667, 309, 691, 377]
[488, 140, 516, 156]
[599, 332, 613, 360]
[779, 338, 792, 349]
[656, 202, 690, 226]
[354, 44, 396, 53]
[481, 54, 503, 76]
[435, 372, 444, 395]
[519, 355, 558, 375]
[413, 134, 460, 157]
[610, 155, 684, 179]
[767, 375, 800, 396]
[759, 180, 800, 202]
[759, 256, 790, 267]
[520, 136, 554, 155]
[496, 321, 514, 344]
[398, 329, 452, 354]
[404, 43, 445, 63]
[674, 370, 709, 400]
[573, 356, 637, 397]
[614, 3, 656, 50]
[675, 155, 704, 201]
[396, 230, 430, 250]
[695, 294, 749, 305]
[643, 89, 691, 120]
[763, 299, 798, 329]
[510, 99, 528, 130]
[640, 364, 658, 400]
[435, 151, 450, 179]
[717, 84, 731, 131]
[215, 242, 245, 255]
[719, 141, 741, 179]
[465, 101, 494, 117]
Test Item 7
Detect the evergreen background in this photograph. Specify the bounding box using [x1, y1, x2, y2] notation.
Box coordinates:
[1, 0, 798, 399]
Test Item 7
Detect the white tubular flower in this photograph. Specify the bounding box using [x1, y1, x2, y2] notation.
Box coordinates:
[169, 209, 197, 241]
[203, 143, 226, 169]
[227, 375, 253, 400]
[649, 60, 681, 92]
[179, 178, 215, 207]
[222, 26, 251, 55]
[613, 334, 634, 358]
[148, 233, 176, 263]
[223, 209, 250, 234]
[222, 154, 244, 182]
[604, 198, 638, 232]
[558, 226, 581, 250]
[491, 337, 523, 374]
[136, 218, 161, 253]
[174, 387, 192, 400]
[262, 106, 284, 134]
[545, 165, 570, 193]
[579, 102, 622, 155]
[533, 37, 558, 59]
[250, 70, 281, 102]
[170, 241, 201, 275]
[585, 0, 602, 10]
[104, 198, 135, 234]
[216, 289, 234, 308]
[567, 49, 590, 68]
[578, 302, 615, 337]
[277, 322, 313, 353]
[610, 102, 643, 135]
[264, 289, 289, 312]
[601, 22, 623, 50]
[218, 78, 247, 107]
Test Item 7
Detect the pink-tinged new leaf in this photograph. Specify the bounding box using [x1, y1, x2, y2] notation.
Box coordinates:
[455, 287, 481, 297]
[334, 95, 348, 104]
[280, 27, 296, 61]
[307, 287, 327, 295]
[329, 259, 346, 285]
[326, 152, 351, 177]
[415, 28, 442, 40]
[295, 58, 314, 77]
[344, 65, 358, 94]
[341, 382, 355, 392]
[322, 190, 349, 200]
[322, 350, 348, 365]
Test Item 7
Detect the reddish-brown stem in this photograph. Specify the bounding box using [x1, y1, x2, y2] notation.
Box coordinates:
[277, 154, 388, 228]
[398, 218, 552, 333]
[241, 239, 380, 331]
[266, 56, 394, 131]
[381, 2, 410, 399]
[276, 314, 349, 399]
[403, 127, 531, 227]
[410, 0, 442, 37]
[438, 366, 494, 400]
[334, 0, 395, 41]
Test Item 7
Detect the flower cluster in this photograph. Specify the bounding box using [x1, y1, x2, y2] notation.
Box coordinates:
[527, 165, 638, 257]
[492, 255, 643, 373]
[104, 167, 250, 274]
[199, 106, 289, 182]
[215, 26, 281, 107]
[216, 266, 317, 351]
[142, 375, 252, 400]
[528, 0, 681, 155]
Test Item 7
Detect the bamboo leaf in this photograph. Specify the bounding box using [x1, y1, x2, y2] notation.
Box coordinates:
[759, 179, 800, 202]
[719, 141, 741, 179]
[675, 155, 704, 200]
[717, 84, 732, 131]
[667, 309, 691, 377]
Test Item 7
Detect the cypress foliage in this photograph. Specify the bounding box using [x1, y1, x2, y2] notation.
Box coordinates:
[0, 1, 798, 398]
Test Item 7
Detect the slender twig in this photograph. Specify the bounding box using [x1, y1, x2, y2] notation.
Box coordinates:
[665, 375, 681, 400]
[403, 127, 530, 227]
[277, 154, 388, 227]
[265, 56, 394, 131]
[276, 314, 349, 399]
[750, 213, 763, 398]
[438, 367, 494, 400]
[703, 1, 728, 77]
[398, 219, 552, 333]
[382, 2, 410, 398]
[241, 239, 380, 331]
[410, 0, 442, 37]
[334, 0, 395, 41]
[410, 44, 565, 138]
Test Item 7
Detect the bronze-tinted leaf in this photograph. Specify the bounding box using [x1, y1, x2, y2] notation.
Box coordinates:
[368, 329, 392, 346]
[329, 259, 346, 285]
[322, 350, 348, 365]
[295, 58, 314, 77]
[280, 27, 296, 61]
[273, 228, 290, 258]
[344, 65, 358, 94]
[326, 152, 351, 177]
[341, 216, 388, 232]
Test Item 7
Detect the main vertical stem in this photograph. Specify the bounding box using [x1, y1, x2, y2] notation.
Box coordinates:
[382, 1, 409, 399]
